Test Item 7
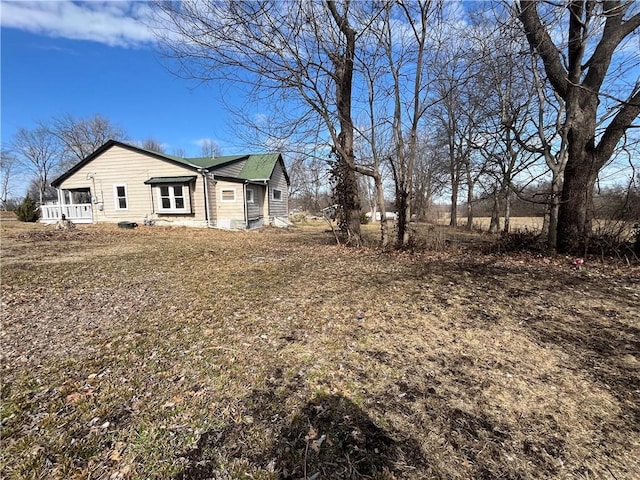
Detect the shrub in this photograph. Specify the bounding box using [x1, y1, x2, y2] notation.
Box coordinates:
[290, 212, 308, 224]
[406, 225, 448, 251]
[15, 196, 40, 222]
[488, 229, 547, 254]
[360, 211, 370, 225]
[588, 225, 639, 260]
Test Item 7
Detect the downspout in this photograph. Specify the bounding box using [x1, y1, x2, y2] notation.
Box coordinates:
[243, 181, 249, 229]
[149, 184, 156, 215]
[200, 169, 211, 227]
[266, 180, 271, 223]
[147, 176, 155, 218]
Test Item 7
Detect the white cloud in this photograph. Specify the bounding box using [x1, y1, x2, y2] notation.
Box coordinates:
[0, 1, 157, 48]
[193, 137, 217, 148]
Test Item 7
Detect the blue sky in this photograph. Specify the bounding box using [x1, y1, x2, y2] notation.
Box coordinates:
[1, 1, 241, 159]
[1, 1, 637, 199]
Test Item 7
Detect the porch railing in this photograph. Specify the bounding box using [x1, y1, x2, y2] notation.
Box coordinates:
[40, 204, 93, 224]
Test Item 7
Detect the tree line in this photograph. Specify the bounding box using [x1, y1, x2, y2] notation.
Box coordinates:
[1, 114, 127, 208]
[153, 0, 639, 253]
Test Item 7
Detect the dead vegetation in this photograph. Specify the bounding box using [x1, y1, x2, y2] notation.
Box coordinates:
[1, 220, 638, 479]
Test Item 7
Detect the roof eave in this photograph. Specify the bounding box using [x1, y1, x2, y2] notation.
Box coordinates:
[51, 139, 200, 188]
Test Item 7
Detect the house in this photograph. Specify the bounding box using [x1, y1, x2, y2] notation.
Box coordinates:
[43, 140, 290, 229]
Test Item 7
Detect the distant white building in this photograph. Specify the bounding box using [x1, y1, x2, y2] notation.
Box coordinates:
[365, 211, 397, 221]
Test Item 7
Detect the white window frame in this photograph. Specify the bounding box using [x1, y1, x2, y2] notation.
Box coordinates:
[156, 184, 191, 214]
[246, 188, 254, 204]
[221, 188, 236, 202]
[114, 184, 128, 210]
[272, 189, 282, 201]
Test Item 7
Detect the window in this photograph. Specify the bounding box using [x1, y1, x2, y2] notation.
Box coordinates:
[114, 184, 128, 210]
[156, 184, 190, 214]
[221, 188, 235, 202]
[246, 188, 254, 204]
[272, 189, 282, 201]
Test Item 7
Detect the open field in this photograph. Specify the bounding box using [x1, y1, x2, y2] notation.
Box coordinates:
[1, 220, 639, 479]
[452, 217, 545, 231]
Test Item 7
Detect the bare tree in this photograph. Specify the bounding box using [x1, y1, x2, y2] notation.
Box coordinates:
[173, 147, 188, 158]
[289, 154, 332, 213]
[354, 16, 394, 248]
[0, 147, 18, 210]
[11, 127, 62, 205]
[428, 27, 479, 230]
[472, 20, 541, 234]
[434, 68, 480, 229]
[153, 0, 367, 244]
[412, 134, 449, 221]
[523, 55, 569, 247]
[140, 138, 165, 153]
[47, 113, 127, 170]
[375, 0, 439, 247]
[516, 0, 640, 252]
[199, 139, 222, 158]
[472, 4, 568, 244]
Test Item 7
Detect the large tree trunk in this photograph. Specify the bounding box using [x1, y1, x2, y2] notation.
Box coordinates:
[465, 196, 473, 230]
[556, 141, 598, 253]
[556, 85, 600, 253]
[517, 0, 640, 253]
[331, 149, 361, 245]
[327, 0, 361, 245]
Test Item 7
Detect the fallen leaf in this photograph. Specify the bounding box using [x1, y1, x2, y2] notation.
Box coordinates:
[305, 426, 318, 441]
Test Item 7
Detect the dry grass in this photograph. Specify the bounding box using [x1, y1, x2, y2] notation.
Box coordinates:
[455, 216, 545, 231]
[1, 219, 639, 479]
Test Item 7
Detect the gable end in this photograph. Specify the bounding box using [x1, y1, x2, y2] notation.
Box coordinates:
[51, 140, 200, 188]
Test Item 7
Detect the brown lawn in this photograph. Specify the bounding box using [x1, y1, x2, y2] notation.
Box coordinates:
[1, 220, 638, 479]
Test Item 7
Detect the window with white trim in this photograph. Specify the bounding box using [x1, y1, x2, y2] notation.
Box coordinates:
[156, 184, 191, 214]
[114, 184, 128, 210]
[246, 188, 254, 204]
[272, 189, 282, 201]
[221, 188, 236, 202]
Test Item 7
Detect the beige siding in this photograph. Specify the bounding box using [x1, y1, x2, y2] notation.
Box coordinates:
[214, 180, 245, 229]
[215, 161, 244, 178]
[58, 145, 206, 225]
[268, 161, 289, 218]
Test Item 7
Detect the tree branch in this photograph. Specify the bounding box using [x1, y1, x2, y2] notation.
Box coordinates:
[596, 87, 640, 164]
[516, 0, 568, 98]
[583, 2, 640, 92]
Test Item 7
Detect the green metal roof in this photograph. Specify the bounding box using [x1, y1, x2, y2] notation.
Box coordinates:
[238, 153, 281, 180]
[183, 155, 249, 169]
[144, 176, 197, 185]
[182, 153, 284, 182]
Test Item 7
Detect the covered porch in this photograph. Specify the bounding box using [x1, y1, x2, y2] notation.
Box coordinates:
[40, 188, 94, 224]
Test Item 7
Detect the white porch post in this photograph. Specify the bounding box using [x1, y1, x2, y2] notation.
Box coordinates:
[57, 189, 64, 220]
